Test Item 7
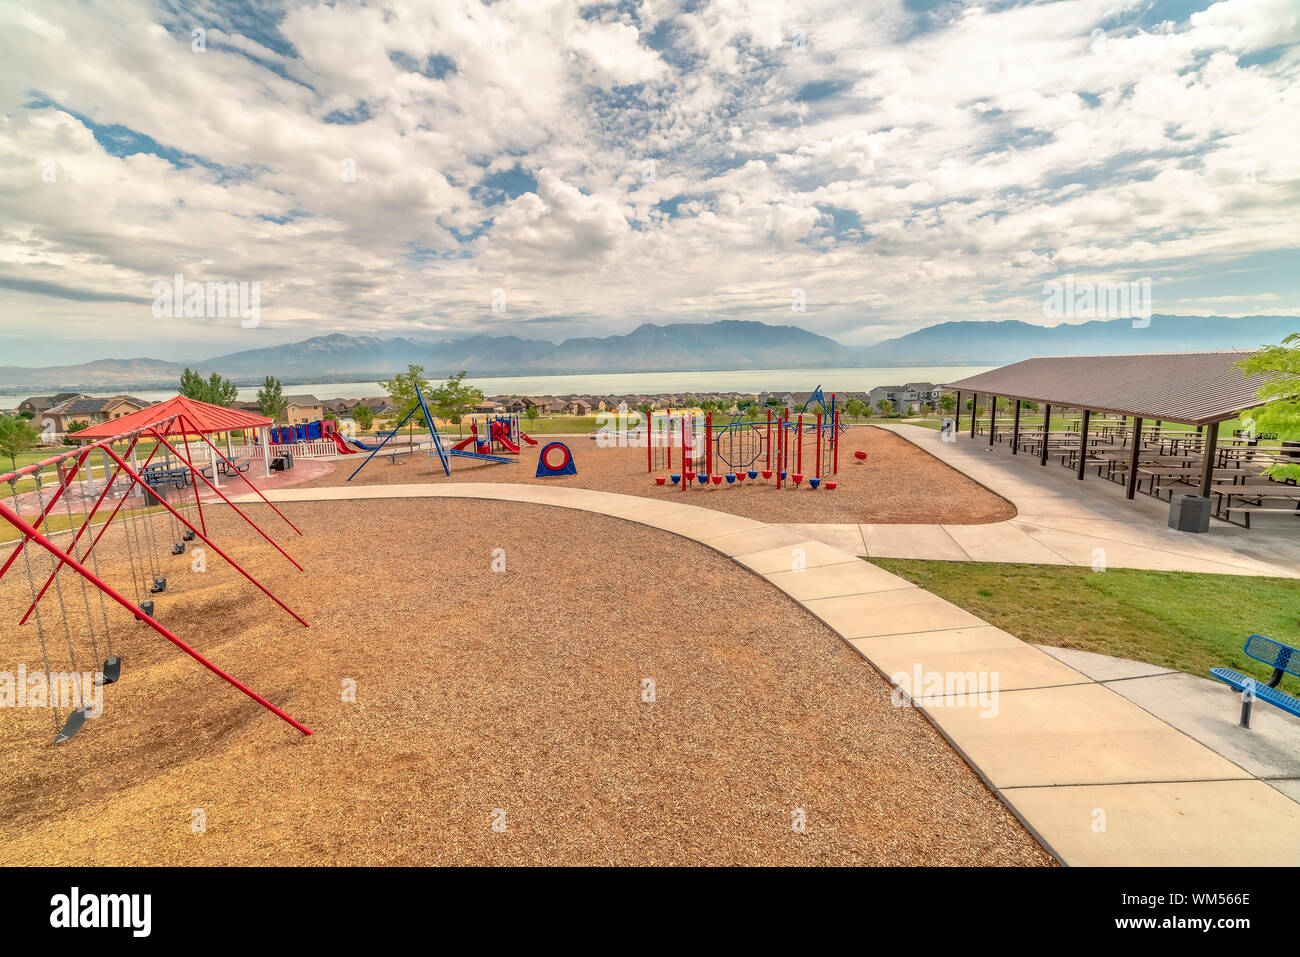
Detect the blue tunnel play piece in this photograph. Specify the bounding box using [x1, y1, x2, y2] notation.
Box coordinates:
[535, 442, 577, 477]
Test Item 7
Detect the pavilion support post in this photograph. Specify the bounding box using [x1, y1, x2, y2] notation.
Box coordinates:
[1040, 405, 1052, 466]
[970, 394, 978, 438]
[1126, 417, 1143, 499]
[1199, 422, 1220, 498]
[1011, 401, 1022, 454]
[988, 397, 997, 446]
[1076, 409, 1091, 479]
[954, 392, 962, 434]
[261, 426, 272, 478]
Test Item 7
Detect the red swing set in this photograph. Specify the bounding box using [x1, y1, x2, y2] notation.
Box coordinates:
[1, 400, 313, 744]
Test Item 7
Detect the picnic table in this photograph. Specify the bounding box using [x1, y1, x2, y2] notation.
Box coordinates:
[1137, 466, 1256, 498]
[1210, 481, 1300, 527]
[200, 459, 250, 479]
[140, 462, 192, 490]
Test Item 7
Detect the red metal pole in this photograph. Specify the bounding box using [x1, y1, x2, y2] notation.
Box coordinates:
[706, 412, 713, 479]
[146, 427, 303, 572]
[647, 409, 653, 474]
[179, 414, 301, 536]
[797, 414, 803, 474]
[681, 414, 687, 490]
[100, 444, 310, 627]
[816, 412, 822, 478]
[833, 411, 840, 474]
[766, 408, 771, 469]
[777, 417, 784, 489]
[0, 496, 312, 736]
[667, 409, 672, 472]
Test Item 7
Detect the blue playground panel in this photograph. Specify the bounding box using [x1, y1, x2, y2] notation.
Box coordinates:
[449, 449, 515, 465]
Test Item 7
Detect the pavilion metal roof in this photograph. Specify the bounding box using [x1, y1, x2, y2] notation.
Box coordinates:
[940, 351, 1273, 426]
[75, 395, 272, 439]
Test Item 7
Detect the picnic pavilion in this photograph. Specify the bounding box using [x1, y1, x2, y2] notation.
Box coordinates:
[74, 395, 275, 485]
[942, 352, 1297, 527]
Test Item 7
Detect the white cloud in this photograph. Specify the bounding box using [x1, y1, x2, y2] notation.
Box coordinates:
[0, 0, 1296, 363]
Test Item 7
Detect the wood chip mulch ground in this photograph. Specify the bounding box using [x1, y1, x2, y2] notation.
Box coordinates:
[0, 499, 1049, 865]
[298, 425, 1016, 525]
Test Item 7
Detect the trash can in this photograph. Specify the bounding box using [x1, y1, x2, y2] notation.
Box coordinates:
[280, 451, 294, 470]
[1168, 494, 1212, 533]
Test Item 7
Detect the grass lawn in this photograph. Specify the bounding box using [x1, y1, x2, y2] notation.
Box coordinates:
[870, 558, 1300, 694]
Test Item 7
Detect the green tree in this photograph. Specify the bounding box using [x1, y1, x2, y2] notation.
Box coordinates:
[65, 420, 90, 433]
[380, 364, 434, 436]
[0, 414, 41, 472]
[428, 370, 484, 435]
[938, 393, 957, 415]
[256, 376, 287, 421]
[524, 404, 541, 429]
[180, 368, 239, 406]
[1237, 334, 1300, 481]
[844, 398, 868, 422]
[764, 396, 783, 410]
[18, 409, 34, 420]
[351, 403, 374, 434]
[744, 401, 762, 423]
[876, 398, 894, 417]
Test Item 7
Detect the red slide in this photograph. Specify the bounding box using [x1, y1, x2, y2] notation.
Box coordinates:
[518, 431, 539, 446]
[331, 432, 357, 454]
[491, 421, 521, 454]
[451, 427, 477, 452]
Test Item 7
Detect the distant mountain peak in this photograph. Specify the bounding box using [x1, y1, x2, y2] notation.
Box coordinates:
[1, 315, 1295, 391]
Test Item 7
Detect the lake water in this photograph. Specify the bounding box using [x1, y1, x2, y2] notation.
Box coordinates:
[0, 365, 994, 407]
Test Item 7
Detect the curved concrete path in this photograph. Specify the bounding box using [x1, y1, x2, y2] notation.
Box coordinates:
[792, 423, 1299, 578]
[235, 481, 1300, 866]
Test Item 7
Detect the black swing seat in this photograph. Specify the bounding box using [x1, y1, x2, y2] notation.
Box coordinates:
[53, 706, 94, 744]
[137, 600, 155, 619]
[182, 530, 195, 541]
[101, 656, 121, 684]
[150, 577, 167, 593]
[172, 542, 185, 555]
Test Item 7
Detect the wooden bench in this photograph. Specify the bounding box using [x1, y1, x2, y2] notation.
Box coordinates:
[1210, 635, 1300, 727]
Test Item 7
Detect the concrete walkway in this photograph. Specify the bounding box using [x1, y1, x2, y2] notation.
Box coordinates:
[235, 481, 1300, 866]
[787, 423, 1300, 578]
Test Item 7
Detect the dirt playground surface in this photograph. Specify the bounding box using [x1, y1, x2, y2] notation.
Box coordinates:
[0, 499, 1049, 866]
[301, 424, 1015, 525]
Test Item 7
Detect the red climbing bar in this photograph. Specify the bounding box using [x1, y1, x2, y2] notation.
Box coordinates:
[0, 497, 312, 736]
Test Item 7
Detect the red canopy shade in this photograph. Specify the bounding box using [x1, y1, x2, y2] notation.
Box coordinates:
[75, 395, 272, 440]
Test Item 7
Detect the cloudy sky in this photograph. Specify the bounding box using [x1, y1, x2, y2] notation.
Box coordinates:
[1, 0, 1298, 365]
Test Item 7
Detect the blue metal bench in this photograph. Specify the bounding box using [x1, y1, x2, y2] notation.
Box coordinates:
[1210, 634, 1300, 727]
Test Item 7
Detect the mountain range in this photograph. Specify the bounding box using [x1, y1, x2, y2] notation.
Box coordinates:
[1, 314, 1295, 391]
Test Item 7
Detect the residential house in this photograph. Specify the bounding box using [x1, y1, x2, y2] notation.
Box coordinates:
[43, 394, 147, 433]
[865, 383, 944, 415]
[505, 396, 552, 415]
[18, 393, 84, 416]
[283, 394, 323, 426]
[555, 397, 593, 416]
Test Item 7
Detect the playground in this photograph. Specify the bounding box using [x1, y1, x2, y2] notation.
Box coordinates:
[307, 425, 1015, 525]
[5, 393, 1298, 867]
[0, 498, 1049, 866]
